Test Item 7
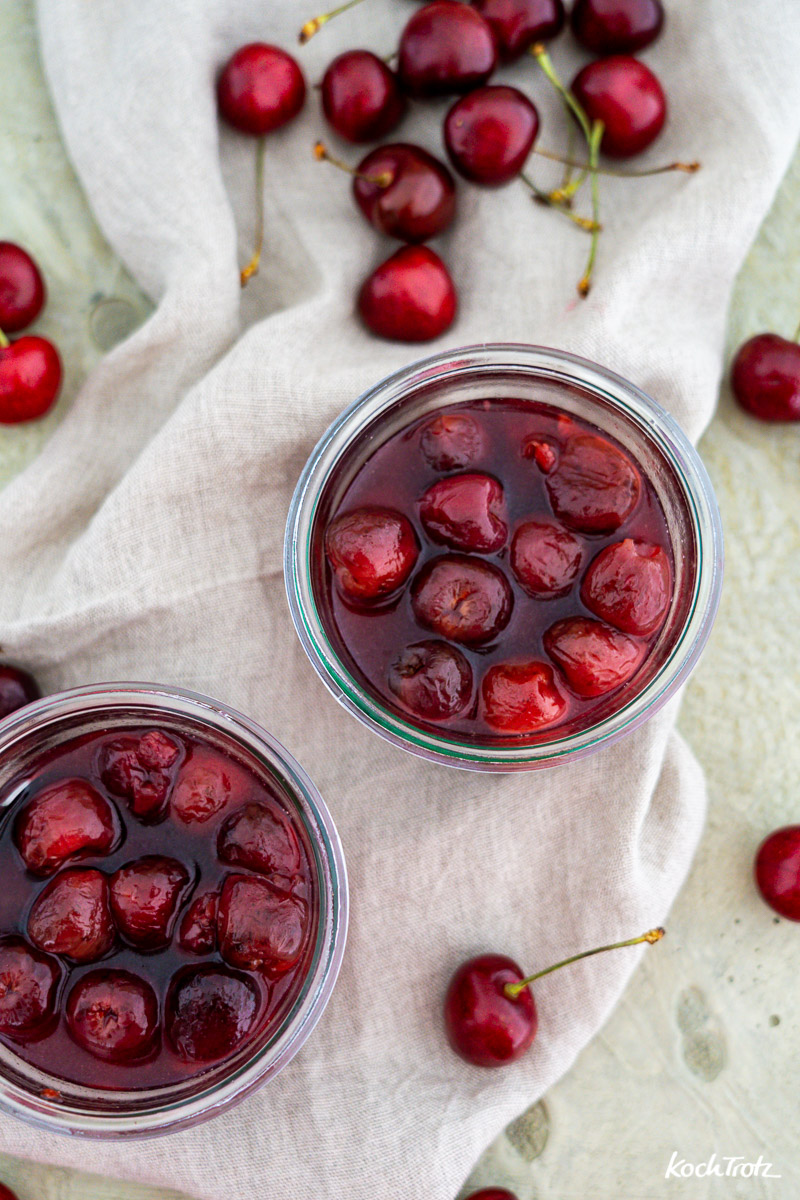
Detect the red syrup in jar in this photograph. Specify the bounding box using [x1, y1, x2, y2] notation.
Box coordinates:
[314, 399, 675, 742]
[0, 727, 317, 1090]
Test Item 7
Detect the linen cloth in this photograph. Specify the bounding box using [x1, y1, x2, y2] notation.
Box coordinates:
[0, 1, 798, 1196]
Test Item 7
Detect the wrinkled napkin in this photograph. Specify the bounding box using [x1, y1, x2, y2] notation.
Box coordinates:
[0, 0, 798, 1196]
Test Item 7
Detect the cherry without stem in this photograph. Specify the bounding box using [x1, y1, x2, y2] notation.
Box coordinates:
[0, 664, 40, 720]
[754, 826, 800, 921]
[445, 86, 539, 186]
[0, 242, 45, 333]
[471, 0, 564, 62]
[571, 0, 664, 55]
[571, 56, 666, 159]
[358, 245, 457, 343]
[730, 333, 800, 422]
[0, 1185, 19, 1200]
[466, 1191, 519, 1200]
[0, 334, 62, 424]
[322, 50, 406, 143]
[398, 1, 498, 98]
[325, 506, 420, 602]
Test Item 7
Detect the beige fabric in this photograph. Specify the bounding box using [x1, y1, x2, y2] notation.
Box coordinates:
[0, 0, 798, 1196]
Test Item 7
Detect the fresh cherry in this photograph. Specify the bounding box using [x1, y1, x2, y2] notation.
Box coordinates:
[352, 144, 456, 243]
[571, 0, 664, 55]
[544, 616, 645, 696]
[110, 856, 190, 948]
[358, 245, 457, 342]
[66, 969, 158, 1062]
[28, 868, 115, 963]
[754, 826, 800, 921]
[217, 43, 306, 136]
[0, 1184, 19, 1200]
[171, 748, 236, 824]
[0, 242, 45, 333]
[581, 538, 671, 636]
[15, 780, 117, 876]
[218, 801, 302, 881]
[398, 1, 498, 98]
[167, 966, 260, 1063]
[465, 1191, 518, 1200]
[179, 892, 219, 955]
[218, 875, 309, 973]
[480, 660, 567, 733]
[543, 432, 640, 532]
[419, 472, 508, 553]
[0, 937, 60, 1037]
[510, 519, 582, 597]
[325, 506, 420, 602]
[411, 555, 513, 643]
[444, 86, 539, 186]
[571, 56, 666, 159]
[420, 411, 486, 470]
[100, 730, 180, 820]
[322, 50, 406, 143]
[730, 333, 800, 422]
[0, 664, 40, 720]
[0, 335, 62, 424]
[388, 640, 474, 721]
[471, 0, 564, 61]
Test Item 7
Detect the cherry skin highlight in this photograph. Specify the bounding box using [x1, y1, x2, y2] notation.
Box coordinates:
[388, 640, 474, 721]
[510, 519, 583, 597]
[730, 333, 800, 422]
[66, 969, 158, 1063]
[754, 826, 800, 921]
[445, 86, 539, 186]
[322, 50, 406, 143]
[0, 937, 60, 1038]
[353, 144, 456, 244]
[471, 0, 564, 61]
[358, 246, 457, 343]
[398, 1, 498, 98]
[571, 56, 666, 159]
[15, 780, 117, 876]
[217, 43, 306, 136]
[420, 411, 486, 471]
[444, 953, 537, 1067]
[325, 507, 420, 602]
[480, 660, 567, 734]
[0, 336, 62, 424]
[544, 432, 641, 532]
[582, 538, 672, 636]
[0, 242, 45, 333]
[28, 869, 115, 963]
[571, 0, 664, 55]
[0, 664, 40, 720]
[419, 472, 508, 553]
[544, 616, 645, 697]
[411, 555, 513, 644]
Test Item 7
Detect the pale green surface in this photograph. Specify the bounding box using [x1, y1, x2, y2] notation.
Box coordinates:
[1, 2, 799, 1197]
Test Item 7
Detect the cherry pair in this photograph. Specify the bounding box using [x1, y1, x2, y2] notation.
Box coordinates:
[0, 243, 61, 424]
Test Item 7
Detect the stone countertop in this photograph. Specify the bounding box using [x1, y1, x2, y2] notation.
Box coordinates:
[1, 3, 798, 1198]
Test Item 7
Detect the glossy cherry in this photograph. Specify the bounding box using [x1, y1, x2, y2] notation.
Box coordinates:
[322, 50, 406, 143]
[445, 86, 539, 186]
[571, 56, 666, 159]
[388, 640, 474, 721]
[353, 144, 456, 243]
[754, 826, 800, 921]
[217, 43, 306, 136]
[0, 664, 40, 720]
[420, 411, 486, 470]
[510, 519, 582, 597]
[420, 472, 508, 553]
[100, 730, 180, 820]
[66, 969, 158, 1062]
[218, 875, 309, 972]
[465, 1191, 519, 1200]
[411, 555, 513, 644]
[543, 432, 641, 533]
[0, 242, 45, 333]
[0, 937, 60, 1037]
[28, 869, 115, 963]
[167, 966, 260, 1063]
[358, 246, 457, 343]
[15, 780, 117, 876]
[0, 335, 62, 424]
[325, 506, 420, 602]
[730, 333, 800, 422]
[171, 748, 236, 824]
[471, 0, 564, 61]
[0, 1184, 20, 1200]
[544, 616, 645, 697]
[571, 0, 663, 54]
[398, 1, 498, 98]
[218, 800, 302, 880]
[179, 892, 219, 955]
[582, 538, 671, 636]
[110, 856, 190, 948]
[480, 660, 567, 733]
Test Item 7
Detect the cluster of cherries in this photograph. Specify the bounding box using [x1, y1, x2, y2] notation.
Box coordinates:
[0, 243, 61, 425]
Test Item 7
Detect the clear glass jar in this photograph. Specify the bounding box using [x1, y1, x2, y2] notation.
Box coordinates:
[285, 344, 723, 770]
[0, 684, 348, 1138]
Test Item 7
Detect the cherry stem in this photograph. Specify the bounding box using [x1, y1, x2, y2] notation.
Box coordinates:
[313, 141, 392, 187]
[578, 119, 604, 298]
[0, 329, 9, 350]
[520, 173, 599, 233]
[534, 146, 701, 178]
[530, 44, 593, 148]
[504, 927, 665, 999]
[299, 0, 367, 43]
[240, 137, 266, 287]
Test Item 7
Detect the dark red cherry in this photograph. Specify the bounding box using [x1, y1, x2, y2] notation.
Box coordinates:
[0, 336, 62, 424]
[420, 472, 508, 553]
[325, 506, 420, 602]
[571, 0, 664, 55]
[0, 242, 45, 333]
[353, 144, 456, 243]
[398, 1, 498, 98]
[510, 519, 582, 597]
[110, 856, 190, 948]
[0, 937, 60, 1037]
[358, 246, 457, 343]
[544, 616, 645, 696]
[420, 411, 486, 470]
[171, 748, 236, 824]
[471, 0, 564, 61]
[0, 1183, 20, 1200]
[444, 86, 539, 186]
[411, 555, 513, 644]
[480, 660, 567, 733]
[581, 538, 671, 636]
[179, 892, 219, 955]
[388, 640, 473, 721]
[322, 50, 406, 143]
[217, 43, 306, 136]
[66, 969, 158, 1062]
[544, 432, 640, 532]
[167, 966, 259, 1063]
[730, 333, 800, 422]
[100, 731, 180, 820]
[754, 826, 800, 921]
[571, 56, 666, 159]
[218, 875, 309, 973]
[466, 1191, 519, 1200]
[0, 663, 40, 720]
[444, 953, 536, 1066]
[136, 729, 181, 769]
[15, 780, 117, 876]
[28, 869, 115, 963]
[218, 800, 301, 881]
